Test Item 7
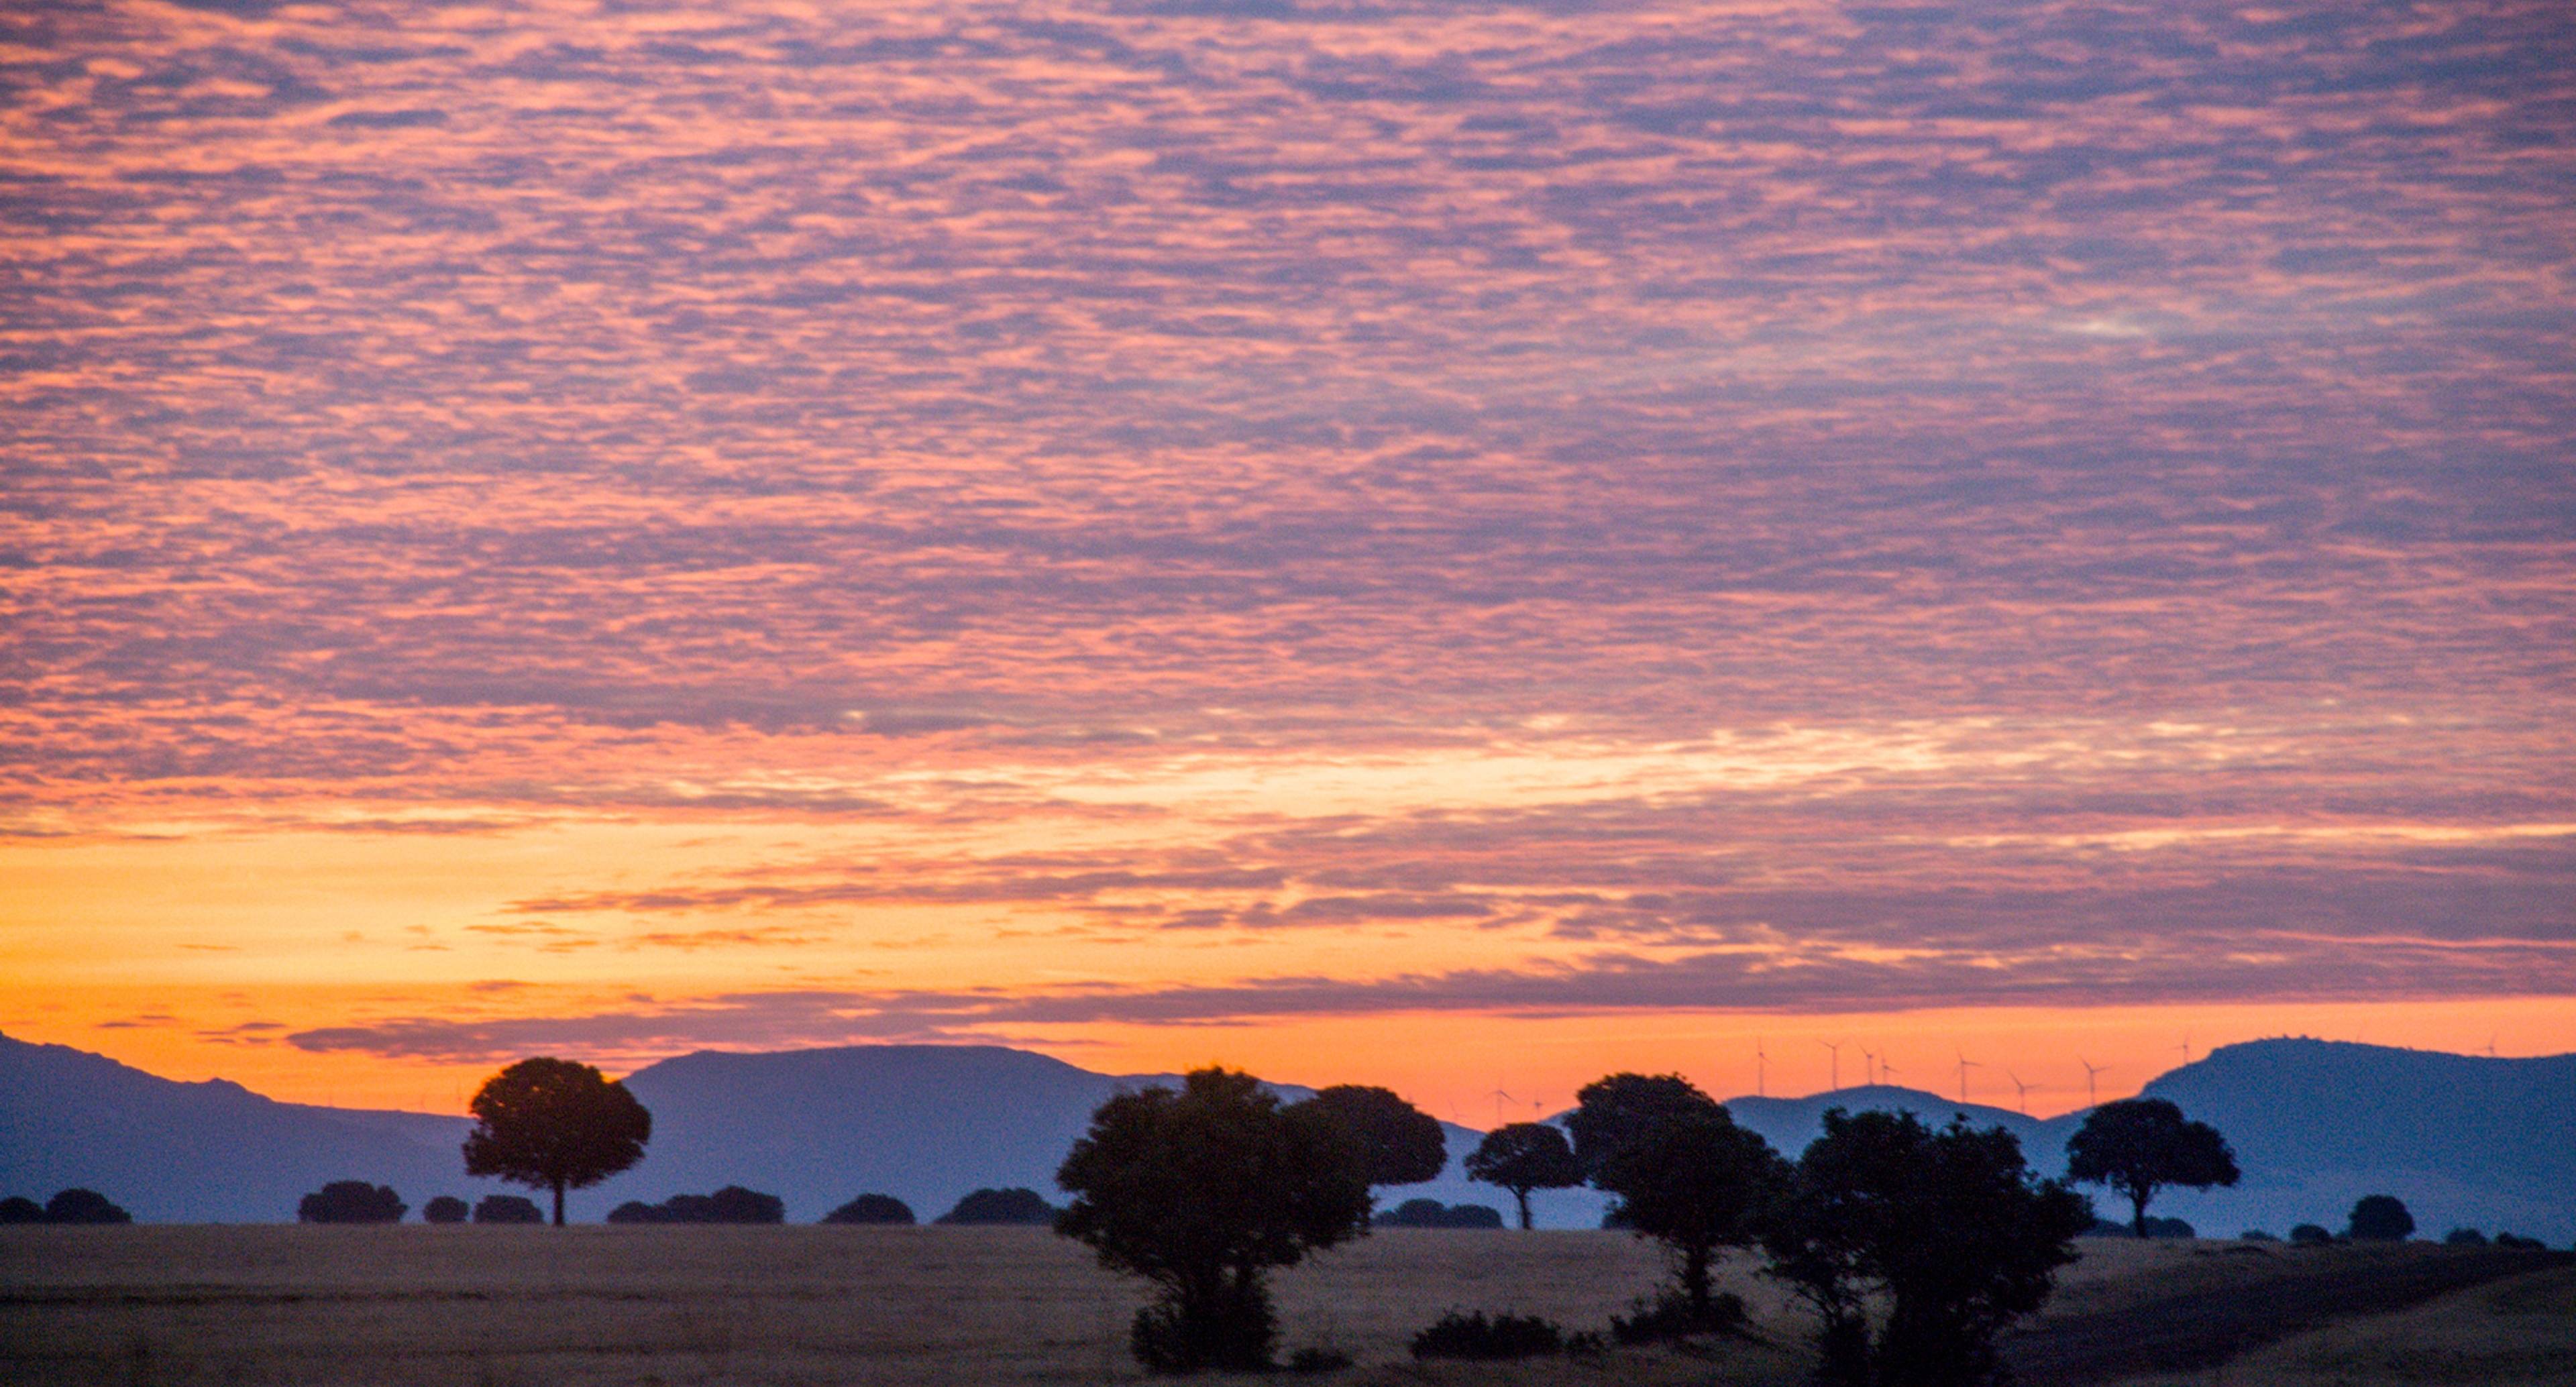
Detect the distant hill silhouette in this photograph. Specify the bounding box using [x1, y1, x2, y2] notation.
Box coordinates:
[3, 1033, 2565, 1237]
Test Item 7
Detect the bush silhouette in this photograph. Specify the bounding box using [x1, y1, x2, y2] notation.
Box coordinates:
[1576, 1073, 1784, 1320]
[2240, 1228, 2279, 1241]
[2066, 1098, 2239, 1238]
[1764, 1109, 2091, 1387]
[1307, 1085, 1446, 1187]
[606, 1186, 786, 1224]
[422, 1196, 469, 1225]
[2494, 1231, 2545, 1250]
[462, 1057, 652, 1227]
[0, 1196, 42, 1224]
[1374, 1198, 1503, 1229]
[1056, 1068, 1372, 1372]
[822, 1193, 916, 1225]
[1463, 1122, 1583, 1229]
[935, 1186, 1056, 1225]
[299, 1180, 406, 1224]
[2347, 1195, 2414, 1241]
[1609, 1288, 1746, 1344]
[2288, 1223, 2332, 1245]
[473, 1194, 545, 1225]
[2444, 1226, 2487, 1245]
[44, 1188, 133, 1225]
[1409, 1311, 1565, 1360]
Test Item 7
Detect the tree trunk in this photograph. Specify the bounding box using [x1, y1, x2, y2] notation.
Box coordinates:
[2130, 1189, 2149, 1238]
[1683, 1243, 1711, 1312]
[1514, 1188, 1533, 1231]
[553, 1179, 567, 1227]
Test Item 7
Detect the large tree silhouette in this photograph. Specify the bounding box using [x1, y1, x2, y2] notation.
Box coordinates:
[1055, 1068, 1372, 1372]
[1766, 1109, 2092, 1387]
[1564, 1072, 1723, 1178]
[1463, 1122, 1583, 1229]
[461, 1057, 652, 1226]
[1307, 1085, 1447, 1188]
[1591, 1103, 1787, 1319]
[2065, 1098, 2237, 1237]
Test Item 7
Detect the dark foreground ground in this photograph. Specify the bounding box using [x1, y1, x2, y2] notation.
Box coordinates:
[1, 1227, 2565, 1385]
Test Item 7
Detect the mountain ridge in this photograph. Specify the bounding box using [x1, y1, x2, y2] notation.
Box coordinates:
[3, 1034, 2567, 1237]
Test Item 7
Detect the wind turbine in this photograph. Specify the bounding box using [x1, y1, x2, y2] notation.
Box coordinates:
[2177, 1035, 2193, 1067]
[1880, 1054, 1901, 1087]
[1489, 1084, 1516, 1127]
[1820, 1040, 1844, 1092]
[1756, 1038, 1768, 1098]
[1860, 1048, 1879, 1087]
[1954, 1048, 1982, 1105]
[2006, 1071, 2033, 1115]
[2079, 1057, 2109, 1108]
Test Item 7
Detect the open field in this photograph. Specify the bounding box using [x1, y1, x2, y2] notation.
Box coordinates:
[2, 1228, 2565, 1386]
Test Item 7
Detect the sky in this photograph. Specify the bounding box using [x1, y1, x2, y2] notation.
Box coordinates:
[3, 0, 2571, 1121]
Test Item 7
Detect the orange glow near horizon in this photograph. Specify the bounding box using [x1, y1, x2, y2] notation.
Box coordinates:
[4, 0, 2571, 1115]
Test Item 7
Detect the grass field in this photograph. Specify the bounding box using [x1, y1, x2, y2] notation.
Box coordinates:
[2, 1228, 2565, 1386]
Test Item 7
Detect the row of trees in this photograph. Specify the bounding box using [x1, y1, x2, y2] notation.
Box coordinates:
[1053, 1068, 2104, 1384]
[0, 1188, 132, 1225]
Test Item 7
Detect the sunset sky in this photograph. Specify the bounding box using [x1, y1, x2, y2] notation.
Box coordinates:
[3, 0, 2570, 1121]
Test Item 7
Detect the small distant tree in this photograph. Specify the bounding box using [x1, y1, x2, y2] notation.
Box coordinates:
[298, 1180, 407, 1224]
[2347, 1195, 2414, 1241]
[1307, 1085, 1448, 1188]
[2444, 1227, 2487, 1245]
[1055, 1068, 1372, 1372]
[2065, 1098, 2238, 1237]
[1464, 1122, 1584, 1229]
[473, 1194, 545, 1225]
[935, 1187, 1056, 1225]
[1765, 1109, 2092, 1387]
[0, 1196, 42, 1224]
[1374, 1198, 1504, 1229]
[2288, 1223, 2332, 1245]
[1564, 1073, 1723, 1178]
[822, 1193, 916, 1225]
[461, 1057, 652, 1226]
[1592, 1106, 1787, 1321]
[422, 1196, 470, 1225]
[44, 1188, 133, 1225]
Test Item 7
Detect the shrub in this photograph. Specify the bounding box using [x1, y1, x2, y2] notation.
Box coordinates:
[44, 1189, 133, 1225]
[1375, 1198, 1504, 1229]
[474, 1194, 545, 1225]
[2240, 1229, 2279, 1241]
[2445, 1227, 2487, 1246]
[935, 1186, 1056, 1225]
[2495, 1232, 2545, 1250]
[0, 1196, 42, 1224]
[2288, 1223, 2332, 1245]
[2347, 1195, 2414, 1242]
[422, 1196, 470, 1224]
[2082, 1215, 2194, 1239]
[606, 1186, 786, 1224]
[822, 1193, 916, 1225]
[298, 1180, 406, 1224]
[1409, 1311, 1566, 1360]
[1609, 1289, 1746, 1344]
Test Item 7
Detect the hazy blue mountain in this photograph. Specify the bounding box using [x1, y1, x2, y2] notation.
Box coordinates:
[3, 1033, 2564, 1237]
[0, 1034, 508, 1223]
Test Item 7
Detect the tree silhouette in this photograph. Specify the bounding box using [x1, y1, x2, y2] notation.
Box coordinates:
[1375, 1198, 1504, 1229]
[1055, 1068, 1373, 1372]
[461, 1057, 652, 1227]
[1765, 1109, 2092, 1387]
[1464, 1122, 1584, 1229]
[934, 1187, 1056, 1225]
[1564, 1072, 1723, 1178]
[473, 1194, 544, 1225]
[43, 1188, 132, 1225]
[822, 1193, 916, 1225]
[2347, 1194, 2414, 1241]
[608, 1186, 786, 1223]
[1307, 1085, 1447, 1188]
[0, 1196, 42, 1224]
[1589, 1101, 1787, 1320]
[2065, 1098, 2238, 1237]
[297, 1180, 407, 1224]
[422, 1195, 470, 1224]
